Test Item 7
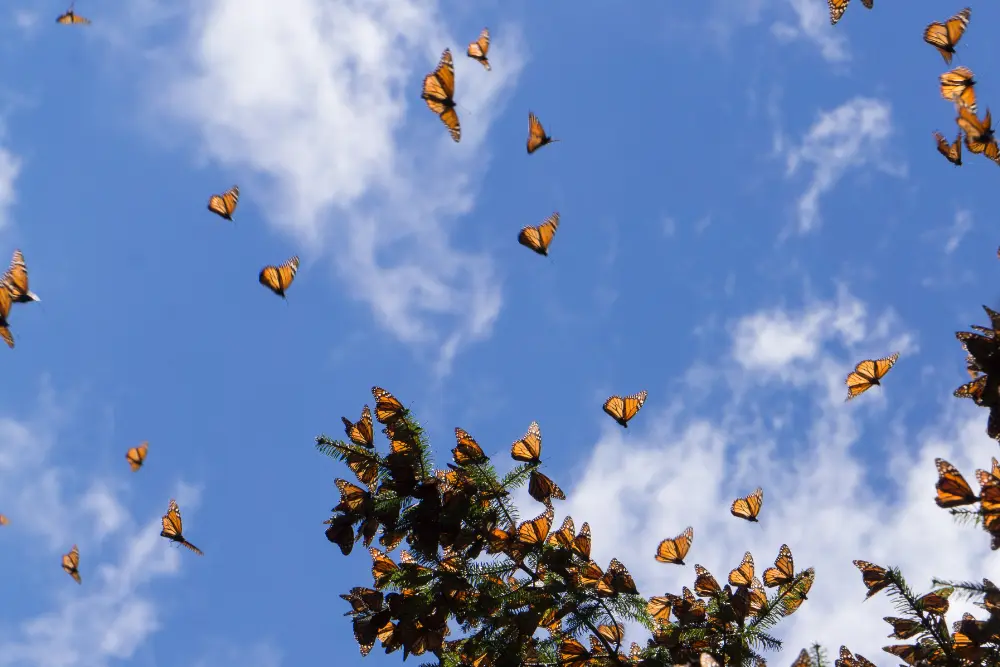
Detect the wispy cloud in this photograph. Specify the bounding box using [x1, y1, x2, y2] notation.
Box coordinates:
[943, 209, 973, 255]
[552, 287, 987, 665]
[0, 386, 200, 667]
[101, 0, 526, 375]
[0, 126, 20, 231]
[784, 97, 903, 235]
[771, 0, 849, 63]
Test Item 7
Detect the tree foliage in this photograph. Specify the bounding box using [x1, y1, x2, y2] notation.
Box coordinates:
[314, 305, 1000, 667]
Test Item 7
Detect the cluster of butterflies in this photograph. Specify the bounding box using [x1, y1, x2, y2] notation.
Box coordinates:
[55, 442, 203, 585]
[419, 31, 568, 259]
[923, 9, 1000, 168]
[851, 558, 994, 664]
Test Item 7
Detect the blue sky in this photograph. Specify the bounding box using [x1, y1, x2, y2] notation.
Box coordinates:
[0, 1, 999, 666]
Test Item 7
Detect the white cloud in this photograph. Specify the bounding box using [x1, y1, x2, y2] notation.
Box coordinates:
[555, 287, 989, 666]
[0, 135, 20, 231]
[0, 387, 200, 667]
[771, 0, 849, 63]
[102, 0, 525, 375]
[785, 97, 903, 235]
[191, 641, 282, 667]
[944, 210, 973, 255]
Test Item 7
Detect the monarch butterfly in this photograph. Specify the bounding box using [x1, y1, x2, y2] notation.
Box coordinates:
[728, 551, 755, 587]
[56, 3, 91, 25]
[369, 548, 398, 589]
[940, 66, 977, 112]
[934, 458, 978, 507]
[518, 213, 560, 256]
[421, 49, 460, 143]
[827, 0, 871, 26]
[466, 28, 491, 71]
[0, 514, 7, 526]
[782, 568, 814, 615]
[511, 421, 542, 463]
[125, 441, 148, 472]
[602, 390, 647, 428]
[517, 505, 554, 546]
[2, 250, 40, 304]
[601, 558, 637, 595]
[762, 544, 795, 588]
[924, 8, 971, 65]
[694, 564, 721, 597]
[207, 185, 239, 221]
[852, 559, 890, 599]
[884, 616, 922, 640]
[526, 112, 558, 154]
[335, 479, 370, 513]
[528, 470, 565, 504]
[654, 526, 693, 565]
[160, 499, 203, 555]
[915, 589, 951, 616]
[258, 255, 299, 298]
[844, 352, 899, 401]
[730, 487, 763, 522]
[559, 638, 591, 665]
[956, 106, 999, 161]
[62, 545, 81, 583]
[342, 406, 374, 448]
[452, 427, 487, 466]
[934, 131, 962, 166]
[790, 650, 813, 667]
[837, 647, 877, 667]
[0, 284, 15, 349]
[371, 386, 406, 425]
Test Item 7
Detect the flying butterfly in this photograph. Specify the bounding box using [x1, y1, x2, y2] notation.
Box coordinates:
[934, 131, 962, 166]
[602, 390, 648, 428]
[518, 213, 560, 257]
[728, 551, 755, 587]
[730, 487, 764, 522]
[342, 406, 375, 448]
[421, 49, 460, 142]
[2, 250, 40, 303]
[511, 421, 542, 463]
[160, 499, 204, 555]
[466, 28, 491, 71]
[924, 8, 971, 65]
[844, 352, 899, 401]
[259, 255, 299, 298]
[526, 112, 558, 154]
[956, 106, 999, 161]
[0, 515, 7, 526]
[62, 545, 81, 583]
[828, 0, 872, 26]
[654, 526, 693, 565]
[934, 458, 978, 507]
[125, 441, 148, 472]
[940, 66, 977, 112]
[56, 3, 91, 25]
[763, 544, 795, 588]
[207, 185, 239, 221]
[852, 559, 890, 599]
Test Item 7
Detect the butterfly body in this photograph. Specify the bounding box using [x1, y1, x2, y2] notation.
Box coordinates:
[56, 8, 90, 24]
[924, 8, 971, 65]
[160, 498, 204, 555]
[518, 213, 560, 256]
[844, 352, 899, 401]
[602, 390, 647, 428]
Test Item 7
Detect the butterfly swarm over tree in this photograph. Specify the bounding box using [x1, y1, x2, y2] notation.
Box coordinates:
[317, 386, 818, 667]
